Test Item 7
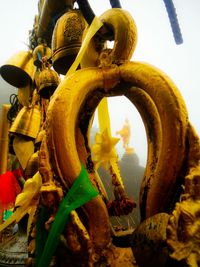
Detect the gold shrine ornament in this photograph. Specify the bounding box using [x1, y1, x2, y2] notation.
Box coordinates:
[38, 8, 189, 266]
[46, 7, 188, 217]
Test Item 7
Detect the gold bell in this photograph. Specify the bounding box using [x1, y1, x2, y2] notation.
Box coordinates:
[33, 43, 52, 68]
[0, 51, 34, 88]
[51, 9, 86, 75]
[38, 67, 60, 99]
[10, 106, 41, 139]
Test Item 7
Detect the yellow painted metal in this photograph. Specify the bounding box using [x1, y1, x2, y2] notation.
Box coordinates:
[0, 104, 11, 175]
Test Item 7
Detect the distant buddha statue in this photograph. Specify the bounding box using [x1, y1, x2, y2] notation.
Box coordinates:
[116, 118, 134, 155]
[116, 118, 131, 149]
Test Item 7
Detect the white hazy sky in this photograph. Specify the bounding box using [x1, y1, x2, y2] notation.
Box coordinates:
[0, 0, 200, 166]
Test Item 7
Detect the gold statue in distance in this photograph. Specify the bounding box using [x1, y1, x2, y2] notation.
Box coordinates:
[116, 119, 134, 154]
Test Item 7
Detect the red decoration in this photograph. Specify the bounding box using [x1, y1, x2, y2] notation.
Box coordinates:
[0, 170, 21, 210]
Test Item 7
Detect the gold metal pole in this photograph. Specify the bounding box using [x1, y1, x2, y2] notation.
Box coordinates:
[0, 104, 11, 175]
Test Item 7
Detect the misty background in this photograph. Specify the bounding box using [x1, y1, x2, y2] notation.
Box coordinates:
[0, 0, 200, 167]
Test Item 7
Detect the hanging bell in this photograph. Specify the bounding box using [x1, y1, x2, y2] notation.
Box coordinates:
[9, 106, 41, 139]
[0, 51, 34, 88]
[32, 42, 52, 68]
[51, 9, 86, 75]
[38, 67, 60, 99]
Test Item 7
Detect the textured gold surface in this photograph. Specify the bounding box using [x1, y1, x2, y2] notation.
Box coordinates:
[38, 67, 60, 99]
[39, 8, 194, 266]
[167, 124, 200, 267]
[52, 9, 86, 74]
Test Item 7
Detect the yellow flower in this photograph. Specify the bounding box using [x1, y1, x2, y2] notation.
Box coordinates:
[0, 172, 42, 236]
[91, 128, 120, 169]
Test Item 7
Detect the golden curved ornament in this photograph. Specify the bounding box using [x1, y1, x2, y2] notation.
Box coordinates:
[121, 62, 188, 219]
[99, 8, 137, 62]
[1, 4, 199, 267]
[34, 8, 189, 266]
[45, 60, 188, 261]
[81, 8, 137, 68]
